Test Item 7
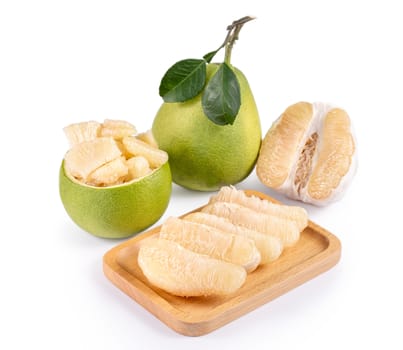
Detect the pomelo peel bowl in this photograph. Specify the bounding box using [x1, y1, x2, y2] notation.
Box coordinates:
[59, 119, 172, 239]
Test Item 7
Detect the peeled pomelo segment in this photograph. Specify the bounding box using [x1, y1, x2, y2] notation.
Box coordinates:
[201, 202, 300, 247]
[256, 102, 314, 189]
[138, 238, 247, 297]
[115, 140, 133, 159]
[126, 156, 152, 180]
[307, 108, 355, 201]
[62, 120, 168, 185]
[183, 212, 283, 264]
[160, 217, 260, 272]
[87, 156, 128, 186]
[100, 119, 137, 139]
[64, 137, 122, 180]
[63, 121, 101, 147]
[209, 186, 308, 231]
[136, 130, 159, 148]
[122, 136, 168, 169]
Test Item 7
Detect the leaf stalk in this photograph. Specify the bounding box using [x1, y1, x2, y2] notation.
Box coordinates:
[223, 16, 255, 64]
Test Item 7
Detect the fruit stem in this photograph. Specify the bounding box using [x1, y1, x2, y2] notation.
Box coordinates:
[223, 16, 255, 64]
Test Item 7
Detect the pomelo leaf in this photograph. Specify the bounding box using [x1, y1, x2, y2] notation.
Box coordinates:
[159, 59, 206, 102]
[202, 63, 241, 125]
[203, 49, 219, 63]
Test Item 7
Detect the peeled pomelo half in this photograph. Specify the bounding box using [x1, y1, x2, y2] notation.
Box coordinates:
[59, 119, 172, 238]
[256, 102, 357, 206]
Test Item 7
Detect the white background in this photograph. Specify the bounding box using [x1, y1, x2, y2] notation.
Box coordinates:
[1, 0, 402, 349]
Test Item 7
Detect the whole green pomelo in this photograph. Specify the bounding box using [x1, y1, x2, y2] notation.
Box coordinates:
[152, 63, 261, 191]
[59, 161, 172, 238]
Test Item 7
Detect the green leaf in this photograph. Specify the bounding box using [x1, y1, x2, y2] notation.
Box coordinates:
[159, 59, 206, 102]
[203, 49, 219, 63]
[202, 63, 241, 125]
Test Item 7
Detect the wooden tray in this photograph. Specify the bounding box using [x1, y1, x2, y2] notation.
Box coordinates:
[103, 190, 341, 336]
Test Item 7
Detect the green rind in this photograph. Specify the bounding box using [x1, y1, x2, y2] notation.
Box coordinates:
[152, 64, 262, 191]
[59, 161, 172, 238]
